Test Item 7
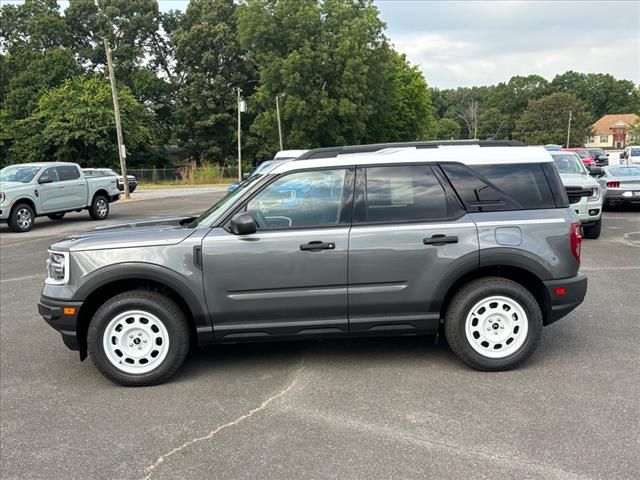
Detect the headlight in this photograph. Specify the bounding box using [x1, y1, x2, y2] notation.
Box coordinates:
[0, 192, 5, 204]
[46, 250, 69, 285]
[589, 186, 600, 201]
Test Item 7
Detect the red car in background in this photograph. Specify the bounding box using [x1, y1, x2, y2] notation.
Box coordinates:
[562, 148, 595, 167]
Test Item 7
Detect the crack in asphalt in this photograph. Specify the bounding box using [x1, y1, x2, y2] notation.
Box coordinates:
[142, 361, 305, 480]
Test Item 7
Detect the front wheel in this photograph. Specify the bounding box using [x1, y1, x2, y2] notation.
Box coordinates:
[444, 277, 543, 371]
[87, 290, 190, 386]
[8, 203, 35, 232]
[89, 195, 109, 220]
[583, 218, 602, 239]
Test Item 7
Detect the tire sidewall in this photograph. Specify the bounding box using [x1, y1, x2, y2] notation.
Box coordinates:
[87, 295, 188, 385]
[9, 203, 35, 232]
[450, 281, 542, 370]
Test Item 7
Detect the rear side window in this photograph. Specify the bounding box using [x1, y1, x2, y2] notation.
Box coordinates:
[359, 165, 460, 223]
[441, 162, 557, 211]
[57, 166, 80, 181]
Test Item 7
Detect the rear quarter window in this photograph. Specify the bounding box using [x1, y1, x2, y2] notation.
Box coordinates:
[441, 162, 559, 211]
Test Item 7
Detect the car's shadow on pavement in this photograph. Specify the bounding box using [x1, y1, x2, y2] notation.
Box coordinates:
[173, 336, 459, 383]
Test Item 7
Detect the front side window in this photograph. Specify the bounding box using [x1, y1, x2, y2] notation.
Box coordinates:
[40, 167, 60, 182]
[247, 169, 347, 230]
[361, 165, 451, 223]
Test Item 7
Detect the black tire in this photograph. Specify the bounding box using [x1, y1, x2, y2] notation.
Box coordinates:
[47, 212, 65, 220]
[87, 290, 190, 386]
[583, 218, 602, 239]
[129, 185, 136, 193]
[89, 194, 109, 220]
[8, 203, 35, 233]
[444, 277, 543, 371]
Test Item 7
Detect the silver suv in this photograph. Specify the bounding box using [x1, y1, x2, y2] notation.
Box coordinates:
[39, 142, 588, 386]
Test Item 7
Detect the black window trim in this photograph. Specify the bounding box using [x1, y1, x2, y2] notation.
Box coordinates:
[219, 165, 356, 233]
[352, 162, 467, 226]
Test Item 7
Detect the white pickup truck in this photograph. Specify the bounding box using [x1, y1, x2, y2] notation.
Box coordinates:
[0, 162, 121, 232]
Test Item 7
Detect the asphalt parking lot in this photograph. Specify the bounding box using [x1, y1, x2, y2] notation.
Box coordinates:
[1, 191, 639, 480]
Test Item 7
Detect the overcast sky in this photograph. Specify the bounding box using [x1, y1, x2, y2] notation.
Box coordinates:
[14, 0, 640, 89]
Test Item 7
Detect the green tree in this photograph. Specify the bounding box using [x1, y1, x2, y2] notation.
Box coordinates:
[477, 107, 508, 139]
[171, 0, 255, 163]
[513, 92, 593, 146]
[8, 76, 153, 167]
[434, 117, 461, 140]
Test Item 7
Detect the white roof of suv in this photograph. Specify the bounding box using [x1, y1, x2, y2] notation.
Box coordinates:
[272, 146, 553, 175]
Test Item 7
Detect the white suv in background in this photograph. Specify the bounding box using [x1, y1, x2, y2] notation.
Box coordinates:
[551, 151, 604, 239]
[620, 146, 640, 165]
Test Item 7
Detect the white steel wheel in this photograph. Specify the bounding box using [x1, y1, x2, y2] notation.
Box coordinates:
[102, 310, 170, 374]
[464, 295, 529, 358]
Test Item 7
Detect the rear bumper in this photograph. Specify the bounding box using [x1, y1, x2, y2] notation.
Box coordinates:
[38, 295, 83, 351]
[543, 274, 588, 325]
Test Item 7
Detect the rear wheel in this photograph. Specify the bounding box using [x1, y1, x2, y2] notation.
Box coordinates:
[444, 277, 543, 371]
[8, 203, 35, 232]
[89, 195, 109, 220]
[583, 218, 602, 239]
[48, 212, 65, 220]
[87, 290, 190, 386]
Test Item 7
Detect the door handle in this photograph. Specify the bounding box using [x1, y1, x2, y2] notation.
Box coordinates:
[300, 241, 336, 251]
[423, 234, 458, 246]
[57, 185, 65, 189]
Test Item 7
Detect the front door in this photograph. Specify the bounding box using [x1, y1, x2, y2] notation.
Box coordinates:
[348, 165, 479, 335]
[202, 168, 354, 341]
[36, 166, 64, 213]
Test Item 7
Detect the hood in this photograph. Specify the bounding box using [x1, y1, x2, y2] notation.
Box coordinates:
[50, 215, 198, 252]
[0, 181, 31, 191]
[559, 173, 598, 187]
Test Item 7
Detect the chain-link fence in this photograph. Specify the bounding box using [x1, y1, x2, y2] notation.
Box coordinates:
[127, 164, 239, 185]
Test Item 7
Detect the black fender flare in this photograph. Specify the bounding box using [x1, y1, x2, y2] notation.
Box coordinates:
[72, 262, 213, 341]
[430, 249, 552, 313]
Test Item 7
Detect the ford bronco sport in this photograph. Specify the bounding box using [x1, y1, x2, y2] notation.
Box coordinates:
[39, 142, 587, 386]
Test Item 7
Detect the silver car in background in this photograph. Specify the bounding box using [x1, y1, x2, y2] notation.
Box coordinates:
[597, 165, 640, 207]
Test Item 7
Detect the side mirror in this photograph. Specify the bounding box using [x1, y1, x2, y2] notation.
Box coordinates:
[38, 175, 53, 184]
[230, 212, 257, 235]
[606, 153, 610, 157]
[588, 166, 603, 176]
[242, 173, 251, 180]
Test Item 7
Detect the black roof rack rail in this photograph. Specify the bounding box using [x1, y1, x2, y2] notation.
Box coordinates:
[295, 139, 525, 160]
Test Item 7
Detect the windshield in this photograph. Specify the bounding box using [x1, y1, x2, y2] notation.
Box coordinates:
[573, 150, 589, 159]
[251, 160, 284, 177]
[186, 173, 265, 227]
[553, 154, 587, 174]
[607, 166, 640, 177]
[630, 148, 640, 156]
[0, 165, 42, 183]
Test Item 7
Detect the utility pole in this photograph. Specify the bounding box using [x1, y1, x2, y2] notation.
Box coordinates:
[104, 38, 130, 200]
[566, 110, 573, 148]
[237, 87, 242, 181]
[276, 95, 284, 151]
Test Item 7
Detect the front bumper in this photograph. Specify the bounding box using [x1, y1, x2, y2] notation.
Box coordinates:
[543, 274, 588, 325]
[38, 295, 83, 351]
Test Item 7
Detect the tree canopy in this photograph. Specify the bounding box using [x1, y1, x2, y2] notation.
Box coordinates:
[1, 0, 638, 169]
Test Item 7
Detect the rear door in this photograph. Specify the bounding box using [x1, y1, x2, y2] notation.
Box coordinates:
[56, 165, 87, 208]
[348, 164, 479, 335]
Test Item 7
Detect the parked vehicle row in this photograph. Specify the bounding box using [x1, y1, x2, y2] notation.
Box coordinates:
[38, 142, 588, 386]
[0, 162, 121, 232]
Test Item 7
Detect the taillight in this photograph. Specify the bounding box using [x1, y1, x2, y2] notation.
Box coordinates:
[607, 181, 620, 188]
[570, 221, 582, 263]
